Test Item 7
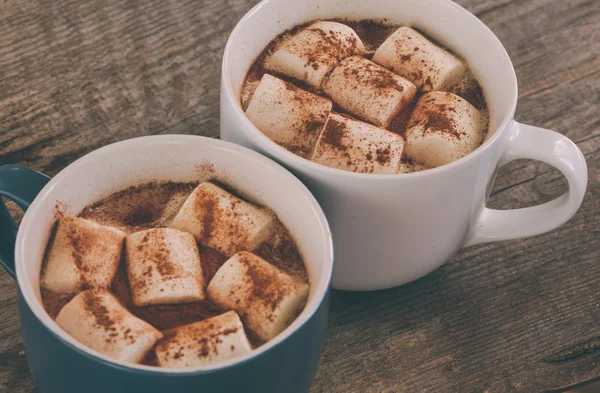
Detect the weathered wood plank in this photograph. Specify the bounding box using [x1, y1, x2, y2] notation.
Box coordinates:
[0, 0, 598, 392]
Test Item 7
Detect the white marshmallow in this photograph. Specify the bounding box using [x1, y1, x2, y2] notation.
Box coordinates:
[170, 182, 274, 257]
[265, 21, 366, 88]
[56, 289, 162, 363]
[405, 91, 486, 167]
[323, 56, 416, 128]
[126, 228, 205, 306]
[207, 252, 308, 342]
[311, 113, 405, 174]
[245, 74, 332, 157]
[41, 217, 125, 294]
[155, 311, 252, 368]
[373, 26, 465, 92]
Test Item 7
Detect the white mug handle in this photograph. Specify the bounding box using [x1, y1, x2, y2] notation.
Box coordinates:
[465, 121, 588, 247]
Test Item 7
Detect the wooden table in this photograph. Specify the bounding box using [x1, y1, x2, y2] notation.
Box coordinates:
[1, 0, 598, 391]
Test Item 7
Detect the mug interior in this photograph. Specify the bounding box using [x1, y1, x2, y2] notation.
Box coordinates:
[15, 135, 333, 373]
[222, 0, 518, 176]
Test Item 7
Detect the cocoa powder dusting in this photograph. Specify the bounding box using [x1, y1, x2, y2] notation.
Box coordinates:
[321, 117, 347, 150]
[68, 226, 94, 288]
[286, 144, 313, 158]
[142, 230, 176, 277]
[200, 199, 216, 241]
[141, 349, 158, 366]
[53, 202, 68, 220]
[240, 253, 287, 314]
[423, 110, 461, 137]
[284, 81, 297, 92]
[241, 19, 489, 165]
[389, 95, 419, 134]
[82, 290, 117, 331]
[301, 26, 352, 68]
[305, 119, 325, 136]
[341, 19, 400, 51]
[41, 289, 75, 319]
[80, 181, 197, 234]
[463, 83, 486, 110]
[376, 147, 392, 164]
[124, 210, 154, 227]
[43, 179, 309, 365]
[198, 338, 210, 358]
[221, 327, 240, 336]
[194, 161, 216, 178]
[199, 244, 229, 283]
[277, 86, 330, 158]
[255, 225, 307, 281]
[343, 56, 406, 92]
[423, 77, 434, 90]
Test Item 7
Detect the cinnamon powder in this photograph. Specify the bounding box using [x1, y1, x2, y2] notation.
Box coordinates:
[321, 117, 348, 150]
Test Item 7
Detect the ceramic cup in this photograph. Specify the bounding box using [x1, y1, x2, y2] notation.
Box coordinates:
[220, 0, 588, 291]
[0, 135, 333, 393]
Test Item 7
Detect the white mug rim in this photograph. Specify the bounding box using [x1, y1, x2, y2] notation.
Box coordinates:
[221, 0, 519, 180]
[14, 135, 334, 375]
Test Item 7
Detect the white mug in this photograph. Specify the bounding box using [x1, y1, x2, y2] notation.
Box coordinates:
[220, 0, 588, 290]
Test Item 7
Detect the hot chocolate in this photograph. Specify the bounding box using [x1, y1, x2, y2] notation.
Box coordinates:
[241, 19, 489, 173]
[40, 180, 309, 367]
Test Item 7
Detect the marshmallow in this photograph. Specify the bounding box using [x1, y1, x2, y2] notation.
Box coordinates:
[56, 289, 162, 363]
[41, 217, 125, 294]
[170, 182, 274, 257]
[373, 26, 465, 92]
[207, 252, 309, 342]
[265, 21, 366, 88]
[126, 228, 205, 306]
[155, 311, 252, 368]
[311, 113, 405, 174]
[323, 56, 416, 128]
[404, 91, 486, 167]
[245, 74, 332, 157]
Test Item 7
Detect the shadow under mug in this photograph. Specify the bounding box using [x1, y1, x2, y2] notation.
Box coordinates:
[220, 0, 589, 291]
[0, 135, 333, 393]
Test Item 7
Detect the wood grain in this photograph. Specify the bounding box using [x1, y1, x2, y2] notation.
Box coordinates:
[1, 0, 599, 392]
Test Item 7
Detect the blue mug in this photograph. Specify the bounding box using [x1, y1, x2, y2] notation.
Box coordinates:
[0, 135, 333, 393]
